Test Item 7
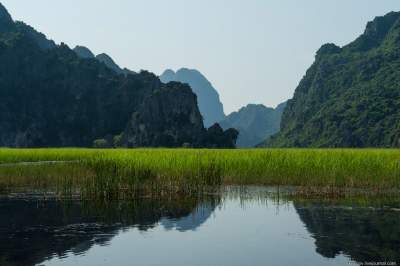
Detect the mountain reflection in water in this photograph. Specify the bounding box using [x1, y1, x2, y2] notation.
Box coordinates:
[0, 189, 399, 266]
[0, 196, 219, 266]
[295, 202, 400, 263]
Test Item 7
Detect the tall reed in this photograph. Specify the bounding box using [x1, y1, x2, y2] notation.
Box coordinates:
[0, 148, 399, 198]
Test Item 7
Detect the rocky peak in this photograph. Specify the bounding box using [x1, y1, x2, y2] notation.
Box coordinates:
[160, 69, 175, 80]
[160, 68, 226, 127]
[122, 82, 205, 147]
[0, 2, 13, 31]
[220, 101, 287, 148]
[15, 22, 56, 50]
[268, 11, 400, 148]
[0, 2, 238, 149]
[316, 43, 341, 58]
[176, 68, 201, 77]
[96, 53, 124, 74]
[73, 46, 95, 59]
[0, 3, 12, 23]
[364, 11, 400, 38]
[243, 104, 273, 112]
[346, 11, 400, 52]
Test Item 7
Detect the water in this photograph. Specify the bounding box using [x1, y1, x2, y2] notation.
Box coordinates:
[1, 187, 399, 266]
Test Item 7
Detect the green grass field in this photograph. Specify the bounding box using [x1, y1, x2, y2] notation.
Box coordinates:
[0, 148, 399, 198]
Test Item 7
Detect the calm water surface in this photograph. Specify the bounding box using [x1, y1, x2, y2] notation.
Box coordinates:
[1, 187, 399, 266]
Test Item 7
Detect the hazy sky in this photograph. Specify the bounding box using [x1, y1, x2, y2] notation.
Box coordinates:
[2, 1, 399, 113]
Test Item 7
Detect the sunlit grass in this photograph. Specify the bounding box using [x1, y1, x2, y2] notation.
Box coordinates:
[0, 148, 399, 199]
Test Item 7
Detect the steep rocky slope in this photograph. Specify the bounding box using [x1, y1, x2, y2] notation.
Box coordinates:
[0, 3, 237, 148]
[160, 68, 226, 127]
[269, 12, 400, 147]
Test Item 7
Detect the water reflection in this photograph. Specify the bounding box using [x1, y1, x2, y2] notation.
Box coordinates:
[0, 196, 220, 266]
[295, 202, 400, 263]
[0, 189, 399, 266]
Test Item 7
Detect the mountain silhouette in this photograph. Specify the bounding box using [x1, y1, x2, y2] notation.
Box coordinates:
[160, 68, 226, 127]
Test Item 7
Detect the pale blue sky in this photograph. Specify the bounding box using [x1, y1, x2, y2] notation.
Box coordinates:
[2, 0, 399, 113]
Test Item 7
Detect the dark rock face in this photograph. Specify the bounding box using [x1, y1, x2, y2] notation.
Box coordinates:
[160, 68, 226, 127]
[16, 22, 56, 50]
[74, 48, 136, 76]
[0, 4, 55, 51]
[0, 2, 12, 29]
[220, 102, 286, 147]
[203, 124, 239, 148]
[348, 11, 400, 52]
[73, 45, 95, 59]
[0, 3, 237, 148]
[122, 82, 238, 148]
[96, 53, 124, 74]
[269, 11, 400, 147]
[122, 82, 205, 147]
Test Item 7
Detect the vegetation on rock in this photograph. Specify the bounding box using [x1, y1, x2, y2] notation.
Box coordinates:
[0, 3, 237, 148]
[268, 12, 400, 147]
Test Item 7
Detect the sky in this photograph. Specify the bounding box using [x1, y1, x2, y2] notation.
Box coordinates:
[2, 0, 400, 113]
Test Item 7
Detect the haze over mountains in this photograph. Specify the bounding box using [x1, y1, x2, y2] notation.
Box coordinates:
[171, 11, 400, 148]
[160, 68, 287, 147]
[0, 2, 237, 148]
[220, 102, 287, 147]
[73, 46, 135, 76]
[160, 68, 226, 127]
[1, 0, 399, 148]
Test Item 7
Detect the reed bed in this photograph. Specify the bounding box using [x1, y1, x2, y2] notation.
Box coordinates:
[0, 148, 399, 198]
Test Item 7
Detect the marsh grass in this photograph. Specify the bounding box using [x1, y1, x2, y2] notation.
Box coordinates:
[0, 148, 399, 199]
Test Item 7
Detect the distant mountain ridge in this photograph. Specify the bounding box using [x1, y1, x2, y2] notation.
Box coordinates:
[73, 46, 135, 75]
[73, 46, 95, 59]
[160, 68, 226, 127]
[220, 102, 287, 147]
[0, 2, 12, 29]
[268, 11, 400, 147]
[0, 2, 237, 148]
[160, 67, 288, 146]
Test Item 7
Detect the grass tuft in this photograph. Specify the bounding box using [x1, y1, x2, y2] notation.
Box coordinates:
[0, 148, 399, 199]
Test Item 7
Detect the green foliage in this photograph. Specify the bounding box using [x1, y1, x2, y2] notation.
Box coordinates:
[113, 134, 123, 147]
[93, 139, 110, 148]
[202, 124, 239, 148]
[268, 12, 400, 147]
